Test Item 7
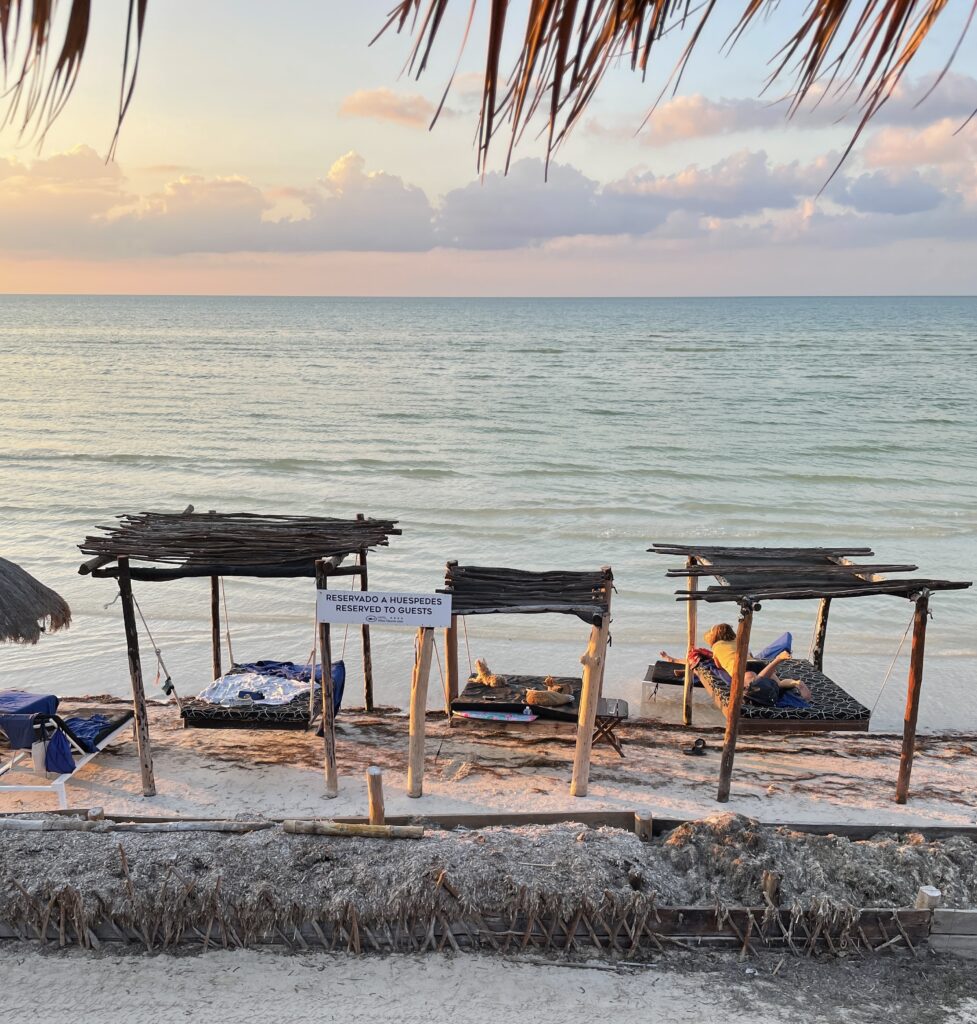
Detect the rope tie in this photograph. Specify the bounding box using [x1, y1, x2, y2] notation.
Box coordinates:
[220, 577, 235, 666]
[462, 616, 472, 675]
[871, 607, 917, 714]
[131, 595, 176, 698]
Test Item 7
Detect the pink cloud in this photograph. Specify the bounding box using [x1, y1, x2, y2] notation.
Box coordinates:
[339, 88, 440, 128]
[863, 118, 977, 168]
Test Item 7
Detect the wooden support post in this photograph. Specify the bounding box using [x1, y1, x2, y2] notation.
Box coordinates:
[716, 602, 754, 803]
[762, 870, 781, 907]
[117, 557, 156, 797]
[896, 591, 930, 805]
[810, 596, 831, 671]
[634, 812, 654, 841]
[570, 613, 611, 798]
[366, 766, 385, 825]
[444, 615, 459, 714]
[210, 576, 222, 681]
[407, 627, 435, 798]
[683, 557, 698, 726]
[355, 515, 374, 712]
[316, 560, 338, 799]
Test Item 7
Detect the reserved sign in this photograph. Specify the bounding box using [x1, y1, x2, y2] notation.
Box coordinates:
[317, 589, 452, 628]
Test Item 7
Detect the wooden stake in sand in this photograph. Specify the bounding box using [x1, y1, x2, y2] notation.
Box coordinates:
[366, 766, 385, 825]
[570, 605, 611, 798]
[407, 627, 435, 798]
[717, 601, 754, 803]
[210, 575, 222, 681]
[896, 590, 930, 805]
[444, 614, 459, 714]
[810, 596, 831, 671]
[355, 514, 375, 711]
[634, 812, 654, 841]
[683, 556, 698, 726]
[316, 559, 338, 799]
[117, 557, 155, 797]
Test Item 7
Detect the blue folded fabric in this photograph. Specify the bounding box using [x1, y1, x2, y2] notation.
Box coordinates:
[756, 632, 793, 660]
[63, 714, 113, 753]
[331, 661, 345, 713]
[45, 731, 76, 773]
[0, 691, 61, 749]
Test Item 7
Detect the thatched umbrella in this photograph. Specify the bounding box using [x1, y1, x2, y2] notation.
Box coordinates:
[0, 1, 972, 168]
[0, 557, 72, 645]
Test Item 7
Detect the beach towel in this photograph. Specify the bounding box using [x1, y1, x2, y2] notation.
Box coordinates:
[0, 691, 59, 748]
[63, 714, 113, 753]
[44, 731, 75, 773]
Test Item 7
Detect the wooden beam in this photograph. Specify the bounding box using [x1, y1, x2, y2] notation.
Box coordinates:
[407, 627, 435, 798]
[444, 615, 459, 714]
[683, 557, 698, 726]
[570, 613, 611, 797]
[91, 562, 366, 582]
[810, 596, 830, 671]
[896, 591, 930, 804]
[116, 557, 155, 797]
[716, 603, 753, 803]
[210, 576, 222, 680]
[316, 560, 338, 798]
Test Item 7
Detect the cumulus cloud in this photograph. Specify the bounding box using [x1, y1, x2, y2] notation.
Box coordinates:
[586, 72, 977, 146]
[339, 88, 440, 128]
[863, 118, 977, 167]
[0, 143, 973, 260]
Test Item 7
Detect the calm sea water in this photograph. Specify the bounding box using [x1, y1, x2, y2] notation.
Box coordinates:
[1, 295, 974, 732]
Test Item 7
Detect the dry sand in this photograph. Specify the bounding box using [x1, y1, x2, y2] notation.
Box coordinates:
[2, 700, 975, 829]
[1, 946, 977, 1024]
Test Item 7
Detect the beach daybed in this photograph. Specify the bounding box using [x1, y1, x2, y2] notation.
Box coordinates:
[650, 542, 971, 803]
[0, 691, 133, 808]
[402, 562, 619, 796]
[77, 508, 400, 796]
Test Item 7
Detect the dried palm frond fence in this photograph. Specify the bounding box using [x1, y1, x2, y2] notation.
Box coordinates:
[0, 810, 969, 958]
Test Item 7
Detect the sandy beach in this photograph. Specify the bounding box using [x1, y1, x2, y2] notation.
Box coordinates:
[1, 698, 975, 826]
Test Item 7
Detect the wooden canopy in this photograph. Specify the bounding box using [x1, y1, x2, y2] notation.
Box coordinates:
[651, 543, 970, 603]
[79, 508, 400, 800]
[650, 542, 972, 806]
[404, 562, 614, 800]
[79, 510, 400, 580]
[441, 563, 612, 624]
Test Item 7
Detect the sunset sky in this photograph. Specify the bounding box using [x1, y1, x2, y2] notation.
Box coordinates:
[1, 1, 976, 295]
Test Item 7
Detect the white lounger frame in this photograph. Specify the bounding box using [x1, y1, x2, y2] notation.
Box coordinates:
[0, 717, 134, 809]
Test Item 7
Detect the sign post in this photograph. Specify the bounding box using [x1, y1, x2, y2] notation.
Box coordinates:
[315, 588, 452, 800]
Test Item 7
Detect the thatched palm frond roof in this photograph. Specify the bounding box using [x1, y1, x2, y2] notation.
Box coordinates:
[1, 1, 972, 170]
[0, 557, 72, 645]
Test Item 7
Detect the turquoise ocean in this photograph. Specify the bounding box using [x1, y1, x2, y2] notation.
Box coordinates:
[1, 295, 974, 732]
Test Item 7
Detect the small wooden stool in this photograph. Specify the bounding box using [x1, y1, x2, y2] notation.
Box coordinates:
[593, 697, 628, 756]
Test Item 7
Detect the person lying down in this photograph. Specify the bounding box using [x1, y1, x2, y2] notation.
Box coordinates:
[660, 623, 813, 708]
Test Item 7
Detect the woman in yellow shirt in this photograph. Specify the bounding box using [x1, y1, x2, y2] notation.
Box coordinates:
[704, 623, 812, 703]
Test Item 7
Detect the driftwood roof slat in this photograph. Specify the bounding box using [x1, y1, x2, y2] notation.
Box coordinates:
[78, 511, 401, 578]
[442, 563, 612, 624]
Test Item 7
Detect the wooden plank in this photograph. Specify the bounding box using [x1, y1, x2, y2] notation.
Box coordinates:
[931, 910, 977, 936]
[407, 627, 435, 798]
[116, 558, 156, 798]
[667, 563, 919, 578]
[929, 934, 977, 957]
[896, 591, 929, 804]
[717, 604, 753, 802]
[92, 562, 367, 582]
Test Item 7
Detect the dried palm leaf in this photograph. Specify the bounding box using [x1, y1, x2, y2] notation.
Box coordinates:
[378, 0, 977, 172]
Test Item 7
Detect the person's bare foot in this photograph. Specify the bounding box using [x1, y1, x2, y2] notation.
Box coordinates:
[773, 650, 791, 664]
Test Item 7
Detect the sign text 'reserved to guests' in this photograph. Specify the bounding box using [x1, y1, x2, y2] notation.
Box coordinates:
[316, 589, 452, 628]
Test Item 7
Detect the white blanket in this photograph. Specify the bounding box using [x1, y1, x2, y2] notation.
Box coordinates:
[196, 671, 311, 707]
